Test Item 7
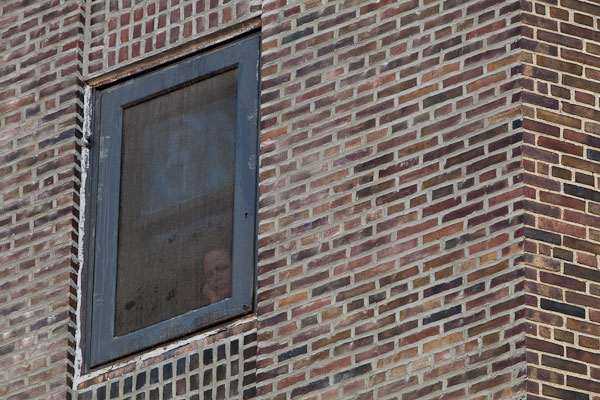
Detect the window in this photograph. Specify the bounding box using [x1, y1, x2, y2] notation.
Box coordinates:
[85, 34, 260, 368]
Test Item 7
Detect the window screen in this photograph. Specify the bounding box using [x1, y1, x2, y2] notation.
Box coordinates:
[115, 69, 238, 336]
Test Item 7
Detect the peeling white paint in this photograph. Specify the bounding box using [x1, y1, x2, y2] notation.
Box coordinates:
[73, 85, 92, 388]
[82, 86, 93, 148]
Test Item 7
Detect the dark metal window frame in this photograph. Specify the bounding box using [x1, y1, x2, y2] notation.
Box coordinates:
[84, 34, 260, 369]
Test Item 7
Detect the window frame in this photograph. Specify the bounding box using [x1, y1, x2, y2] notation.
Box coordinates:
[84, 34, 260, 369]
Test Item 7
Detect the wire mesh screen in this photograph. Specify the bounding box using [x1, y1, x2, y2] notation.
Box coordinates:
[114, 69, 238, 336]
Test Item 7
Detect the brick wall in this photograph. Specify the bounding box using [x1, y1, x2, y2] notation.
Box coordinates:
[86, 0, 260, 77]
[2, 0, 600, 399]
[521, 0, 600, 398]
[0, 0, 84, 398]
[76, 320, 258, 399]
[0, 0, 264, 398]
[256, 0, 527, 399]
[85, 0, 261, 77]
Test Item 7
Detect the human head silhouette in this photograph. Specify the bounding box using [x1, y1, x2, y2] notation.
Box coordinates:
[203, 249, 232, 303]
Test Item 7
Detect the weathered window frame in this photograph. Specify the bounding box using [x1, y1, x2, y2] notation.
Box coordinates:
[84, 34, 260, 369]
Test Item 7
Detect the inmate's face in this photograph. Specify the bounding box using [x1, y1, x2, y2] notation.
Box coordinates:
[203, 249, 232, 303]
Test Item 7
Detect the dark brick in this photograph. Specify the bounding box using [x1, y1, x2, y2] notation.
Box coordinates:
[424, 278, 463, 298]
[290, 378, 329, 398]
[150, 368, 159, 384]
[278, 345, 307, 362]
[542, 354, 587, 375]
[540, 298, 585, 318]
[564, 183, 600, 202]
[124, 377, 132, 393]
[423, 87, 463, 108]
[524, 227, 561, 245]
[423, 305, 462, 325]
[333, 363, 372, 383]
[135, 372, 146, 390]
[542, 384, 589, 400]
[312, 277, 351, 297]
[565, 263, 600, 283]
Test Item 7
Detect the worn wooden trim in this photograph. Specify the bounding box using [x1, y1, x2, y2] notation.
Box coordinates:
[85, 16, 261, 88]
[81, 90, 102, 374]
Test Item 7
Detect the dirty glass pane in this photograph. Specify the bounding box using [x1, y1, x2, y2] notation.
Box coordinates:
[114, 69, 238, 337]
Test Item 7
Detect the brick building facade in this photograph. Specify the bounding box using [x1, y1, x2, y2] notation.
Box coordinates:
[1, 0, 600, 399]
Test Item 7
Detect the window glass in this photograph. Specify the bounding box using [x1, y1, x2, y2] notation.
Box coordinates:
[115, 69, 238, 336]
